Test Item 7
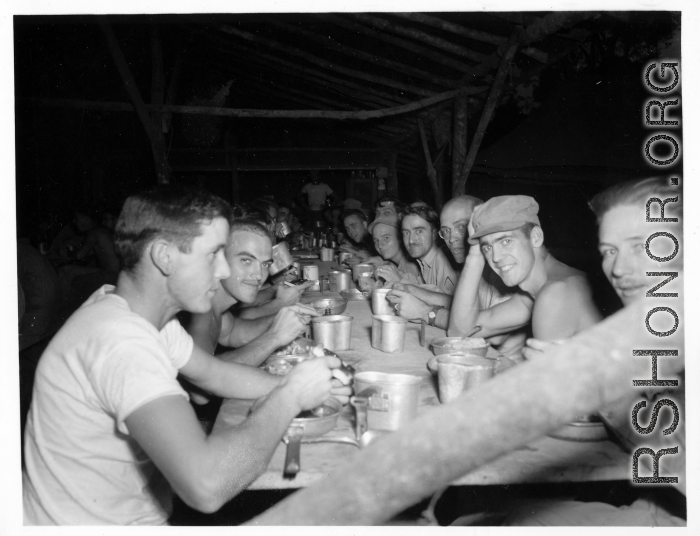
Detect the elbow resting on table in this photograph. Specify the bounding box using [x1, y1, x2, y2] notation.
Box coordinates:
[180, 457, 268, 513]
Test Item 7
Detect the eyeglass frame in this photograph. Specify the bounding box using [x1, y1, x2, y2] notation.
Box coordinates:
[438, 221, 468, 241]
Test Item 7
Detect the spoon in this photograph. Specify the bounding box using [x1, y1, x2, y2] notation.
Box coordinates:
[461, 324, 483, 340]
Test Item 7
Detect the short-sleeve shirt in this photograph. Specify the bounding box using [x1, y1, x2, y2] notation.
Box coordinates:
[23, 285, 194, 525]
[301, 182, 333, 211]
[416, 246, 459, 295]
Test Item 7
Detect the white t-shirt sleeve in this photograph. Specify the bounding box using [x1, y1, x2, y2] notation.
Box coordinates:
[89, 319, 194, 435]
[322, 183, 333, 196]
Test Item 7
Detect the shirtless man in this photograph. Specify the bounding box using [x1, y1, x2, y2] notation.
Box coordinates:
[502, 178, 685, 526]
[23, 188, 348, 525]
[468, 195, 600, 341]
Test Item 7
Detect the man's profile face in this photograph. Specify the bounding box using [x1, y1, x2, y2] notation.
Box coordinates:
[401, 214, 435, 260]
[479, 227, 536, 287]
[440, 202, 474, 263]
[372, 223, 401, 261]
[344, 215, 367, 243]
[222, 230, 273, 304]
[598, 204, 677, 307]
[170, 217, 231, 313]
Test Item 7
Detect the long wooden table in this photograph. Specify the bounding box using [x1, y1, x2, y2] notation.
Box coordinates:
[215, 260, 630, 489]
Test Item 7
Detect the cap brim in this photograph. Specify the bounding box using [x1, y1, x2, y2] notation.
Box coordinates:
[368, 220, 399, 233]
[467, 221, 530, 245]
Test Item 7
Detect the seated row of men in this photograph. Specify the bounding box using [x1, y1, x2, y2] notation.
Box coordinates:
[22, 177, 683, 525]
[338, 194, 600, 361]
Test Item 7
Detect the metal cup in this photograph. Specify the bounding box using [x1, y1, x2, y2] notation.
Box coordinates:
[328, 269, 352, 292]
[371, 288, 395, 315]
[269, 242, 293, 276]
[436, 355, 495, 404]
[320, 247, 335, 261]
[303, 264, 320, 291]
[278, 221, 292, 237]
[351, 372, 421, 434]
[357, 272, 380, 291]
[371, 315, 408, 353]
[338, 252, 352, 264]
[351, 263, 374, 282]
[311, 315, 353, 351]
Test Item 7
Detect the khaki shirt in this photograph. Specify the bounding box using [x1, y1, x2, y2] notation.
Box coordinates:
[416, 246, 458, 295]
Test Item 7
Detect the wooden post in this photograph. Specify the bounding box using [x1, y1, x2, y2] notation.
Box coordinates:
[453, 28, 522, 196]
[231, 152, 240, 204]
[452, 87, 468, 196]
[98, 17, 169, 184]
[417, 118, 442, 209]
[249, 301, 683, 525]
[149, 25, 170, 185]
[385, 151, 398, 197]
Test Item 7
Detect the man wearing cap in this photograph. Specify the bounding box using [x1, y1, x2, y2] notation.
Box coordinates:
[466, 195, 600, 341]
[364, 215, 422, 285]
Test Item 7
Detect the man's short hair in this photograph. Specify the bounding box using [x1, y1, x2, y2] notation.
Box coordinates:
[402, 204, 439, 231]
[115, 187, 231, 273]
[519, 222, 538, 238]
[342, 208, 367, 223]
[374, 195, 405, 214]
[233, 203, 274, 227]
[589, 177, 681, 224]
[229, 218, 272, 242]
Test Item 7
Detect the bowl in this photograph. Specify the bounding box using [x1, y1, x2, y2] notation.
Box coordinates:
[262, 355, 308, 375]
[309, 298, 348, 315]
[427, 354, 498, 374]
[340, 288, 371, 301]
[430, 336, 489, 357]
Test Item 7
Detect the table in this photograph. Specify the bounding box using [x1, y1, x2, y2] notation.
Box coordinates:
[214, 260, 630, 489]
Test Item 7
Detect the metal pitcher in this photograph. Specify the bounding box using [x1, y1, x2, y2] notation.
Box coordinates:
[269, 241, 293, 276]
[351, 372, 421, 436]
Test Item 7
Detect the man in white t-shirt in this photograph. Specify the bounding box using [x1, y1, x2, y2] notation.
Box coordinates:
[298, 171, 336, 221]
[23, 188, 348, 525]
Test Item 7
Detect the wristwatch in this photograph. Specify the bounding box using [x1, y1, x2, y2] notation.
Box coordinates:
[427, 306, 442, 327]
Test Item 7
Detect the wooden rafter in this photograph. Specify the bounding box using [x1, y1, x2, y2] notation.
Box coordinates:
[217, 24, 437, 98]
[315, 14, 475, 75]
[349, 13, 487, 64]
[262, 18, 459, 90]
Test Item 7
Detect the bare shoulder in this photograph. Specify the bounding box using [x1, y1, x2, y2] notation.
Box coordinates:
[540, 269, 592, 301]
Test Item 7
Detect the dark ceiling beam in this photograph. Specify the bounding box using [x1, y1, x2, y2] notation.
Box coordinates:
[23, 86, 485, 121]
[217, 24, 437, 98]
[315, 14, 475, 75]
[262, 18, 459, 90]
[220, 47, 401, 109]
[348, 13, 487, 64]
[196, 27, 408, 107]
[391, 12, 548, 64]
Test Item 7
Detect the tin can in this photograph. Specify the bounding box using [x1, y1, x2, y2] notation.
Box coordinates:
[269, 242, 293, 276]
[278, 221, 292, 237]
[303, 264, 320, 291]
